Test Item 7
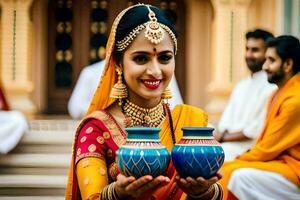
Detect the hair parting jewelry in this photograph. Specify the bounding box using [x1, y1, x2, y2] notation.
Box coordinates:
[123, 99, 166, 127]
[116, 6, 177, 53]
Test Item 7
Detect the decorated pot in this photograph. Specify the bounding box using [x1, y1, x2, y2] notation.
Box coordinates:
[116, 127, 170, 178]
[171, 127, 224, 179]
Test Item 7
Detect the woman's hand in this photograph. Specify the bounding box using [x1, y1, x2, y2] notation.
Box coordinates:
[114, 174, 170, 199]
[175, 172, 222, 197]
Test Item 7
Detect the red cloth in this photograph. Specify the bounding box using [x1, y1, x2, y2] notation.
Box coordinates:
[0, 87, 9, 111]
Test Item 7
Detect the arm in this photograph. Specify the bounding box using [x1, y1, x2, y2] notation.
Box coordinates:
[238, 97, 300, 161]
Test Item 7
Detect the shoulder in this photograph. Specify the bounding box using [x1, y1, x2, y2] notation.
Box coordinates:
[172, 104, 208, 126]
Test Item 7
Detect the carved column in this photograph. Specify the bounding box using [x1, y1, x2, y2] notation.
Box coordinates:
[206, 0, 251, 122]
[0, 0, 36, 114]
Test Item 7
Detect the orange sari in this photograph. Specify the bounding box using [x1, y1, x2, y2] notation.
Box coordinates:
[220, 72, 300, 199]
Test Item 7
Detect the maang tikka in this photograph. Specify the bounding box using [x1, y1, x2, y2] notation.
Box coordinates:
[116, 5, 177, 53]
[110, 67, 128, 105]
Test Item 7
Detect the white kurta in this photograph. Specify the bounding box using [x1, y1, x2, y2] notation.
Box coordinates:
[218, 70, 276, 161]
[68, 60, 183, 119]
[0, 111, 28, 154]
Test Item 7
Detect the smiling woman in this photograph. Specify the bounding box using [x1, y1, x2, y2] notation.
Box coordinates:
[66, 4, 223, 200]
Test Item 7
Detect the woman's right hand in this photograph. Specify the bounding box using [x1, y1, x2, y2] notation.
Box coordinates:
[114, 174, 170, 199]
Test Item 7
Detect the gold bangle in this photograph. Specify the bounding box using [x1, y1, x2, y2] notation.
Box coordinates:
[189, 184, 214, 199]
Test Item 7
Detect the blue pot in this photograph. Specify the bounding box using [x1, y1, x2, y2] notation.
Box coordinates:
[116, 127, 170, 178]
[171, 127, 224, 179]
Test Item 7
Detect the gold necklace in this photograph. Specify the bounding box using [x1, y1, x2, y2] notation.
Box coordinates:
[123, 99, 165, 127]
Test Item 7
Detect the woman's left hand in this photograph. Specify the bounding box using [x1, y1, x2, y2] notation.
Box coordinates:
[175, 172, 222, 196]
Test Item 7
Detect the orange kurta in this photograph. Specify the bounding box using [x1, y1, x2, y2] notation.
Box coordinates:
[220, 72, 300, 199]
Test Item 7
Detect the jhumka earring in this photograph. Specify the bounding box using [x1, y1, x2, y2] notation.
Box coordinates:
[161, 87, 172, 100]
[110, 67, 128, 105]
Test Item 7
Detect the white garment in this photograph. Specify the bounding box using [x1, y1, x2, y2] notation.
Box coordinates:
[0, 111, 28, 154]
[218, 71, 276, 161]
[68, 60, 184, 119]
[228, 168, 300, 200]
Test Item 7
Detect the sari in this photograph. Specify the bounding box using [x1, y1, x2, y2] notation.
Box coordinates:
[65, 4, 208, 200]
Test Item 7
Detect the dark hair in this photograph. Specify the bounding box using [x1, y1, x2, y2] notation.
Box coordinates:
[246, 29, 274, 42]
[266, 35, 300, 74]
[114, 5, 177, 64]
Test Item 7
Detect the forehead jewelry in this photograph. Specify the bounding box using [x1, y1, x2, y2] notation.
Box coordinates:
[144, 5, 164, 44]
[116, 5, 177, 53]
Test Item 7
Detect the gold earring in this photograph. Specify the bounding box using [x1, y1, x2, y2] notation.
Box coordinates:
[110, 67, 128, 105]
[161, 87, 172, 100]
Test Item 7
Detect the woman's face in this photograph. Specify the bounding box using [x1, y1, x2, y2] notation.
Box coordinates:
[122, 29, 175, 107]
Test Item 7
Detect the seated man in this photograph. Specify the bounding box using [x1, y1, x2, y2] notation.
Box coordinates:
[220, 35, 300, 200]
[214, 29, 276, 161]
[0, 83, 28, 154]
[68, 60, 183, 119]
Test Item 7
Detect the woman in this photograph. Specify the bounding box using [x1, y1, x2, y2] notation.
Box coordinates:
[66, 4, 222, 200]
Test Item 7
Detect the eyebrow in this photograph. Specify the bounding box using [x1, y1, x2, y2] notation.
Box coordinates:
[131, 50, 174, 55]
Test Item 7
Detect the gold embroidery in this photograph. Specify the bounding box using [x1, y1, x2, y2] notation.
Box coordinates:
[82, 159, 89, 168]
[99, 167, 107, 176]
[103, 132, 110, 140]
[80, 136, 87, 143]
[84, 111, 126, 147]
[75, 152, 105, 164]
[88, 144, 96, 152]
[97, 136, 105, 144]
[84, 176, 89, 185]
[86, 127, 93, 134]
[77, 148, 81, 156]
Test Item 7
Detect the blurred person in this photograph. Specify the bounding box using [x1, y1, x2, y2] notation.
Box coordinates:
[220, 35, 300, 200]
[68, 60, 183, 119]
[214, 29, 277, 161]
[0, 83, 28, 154]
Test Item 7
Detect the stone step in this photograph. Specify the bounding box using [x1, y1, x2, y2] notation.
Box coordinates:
[0, 153, 71, 168]
[12, 144, 72, 154]
[0, 167, 69, 175]
[0, 174, 67, 188]
[20, 131, 74, 145]
[0, 196, 64, 200]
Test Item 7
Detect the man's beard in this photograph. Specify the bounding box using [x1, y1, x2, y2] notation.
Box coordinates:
[266, 65, 285, 84]
[246, 58, 265, 73]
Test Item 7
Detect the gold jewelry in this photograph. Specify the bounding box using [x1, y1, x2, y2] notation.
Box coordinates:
[144, 5, 164, 44]
[123, 99, 165, 127]
[116, 5, 177, 53]
[110, 67, 128, 105]
[161, 87, 172, 100]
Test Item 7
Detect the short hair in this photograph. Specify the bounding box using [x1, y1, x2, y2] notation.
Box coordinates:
[246, 29, 274, 42]
[266, 35, 300, 74]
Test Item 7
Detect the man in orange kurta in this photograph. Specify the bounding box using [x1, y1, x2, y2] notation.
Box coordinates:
[220, 35, 300, 199]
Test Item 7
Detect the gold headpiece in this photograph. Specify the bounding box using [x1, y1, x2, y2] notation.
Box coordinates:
[116, 5, 177, 54]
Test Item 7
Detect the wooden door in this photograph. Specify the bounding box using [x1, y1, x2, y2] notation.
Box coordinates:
[47, 0, 186, 114]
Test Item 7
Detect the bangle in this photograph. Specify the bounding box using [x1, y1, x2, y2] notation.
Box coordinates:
[188, 184, 214, 199]
[101, 182, 119, 200]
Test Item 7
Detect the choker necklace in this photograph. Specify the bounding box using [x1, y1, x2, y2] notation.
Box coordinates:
[123, 99, 165, 127]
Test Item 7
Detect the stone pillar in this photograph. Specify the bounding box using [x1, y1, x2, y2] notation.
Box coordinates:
[206, 0, 251, 122]
[0, 0, 36, 114]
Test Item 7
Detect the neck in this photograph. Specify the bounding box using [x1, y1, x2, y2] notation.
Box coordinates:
[276, 73, 293, 89]
[127, 96, 162, 109]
